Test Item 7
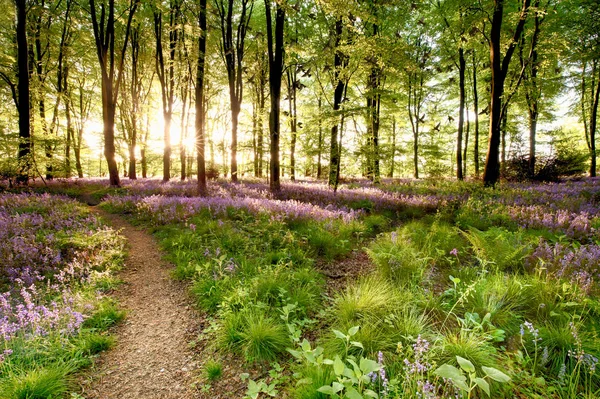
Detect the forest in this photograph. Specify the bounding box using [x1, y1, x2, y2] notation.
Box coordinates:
[0, 0, 598, 187]
[0, 0, 599, 399]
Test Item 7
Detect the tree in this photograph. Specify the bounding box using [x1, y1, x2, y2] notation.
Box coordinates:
[328, 16, 348, 189]
[89, 0, 138, 186]
[265, 0, 285, 192]
[216, 0, 253, 182]
[15, 0, 31, 183]
[482, 0, 531, 186]
[565, 0, 600, 177]
[154, 0, 181, 182]
[196, 0, 208, 195]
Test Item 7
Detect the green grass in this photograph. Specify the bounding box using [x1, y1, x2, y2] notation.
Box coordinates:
[239, 309, 289, 362]
[0, 365, 72, 399]
[83, 299, 126, 330]
[203, 359, 223, 381]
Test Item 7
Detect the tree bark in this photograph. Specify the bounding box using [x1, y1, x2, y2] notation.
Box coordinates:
[16, 0, 31, 183]
[483, 0, 530, 186]
[286, 67, 298, 181]
[265, 0, 284, 192]
[473, 50, 480, 178]
[89, 0, 138, 187]
[196, 0, 208, 195]
[388, 116, 396, 178]
[590, 65, 600, 177]
[329, 17, 347, 188]
[317, 96, 323, 179]
[457, 46, 466, 180]
[217, 0, 253, 183]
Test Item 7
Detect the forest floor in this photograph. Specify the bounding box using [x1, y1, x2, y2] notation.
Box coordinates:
[73, 194, 376, 398]
[79, 206, 202, 399]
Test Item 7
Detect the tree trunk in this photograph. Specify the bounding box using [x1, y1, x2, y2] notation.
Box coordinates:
[473, 51, 480, 178]
[265, 0, 284, 192]
[16, 0, 31, 183]
[64, 65, 73, 178]
[287, 68, 298, 181]
[217, 0, 253, 183]
[196, 0, 207, 195]
[590, 65, 600, 177]
[388, 116, 396, 178]
[457, 46, 466, 180]
[89, 0, 138, 187]
[317, 96, 323, 179]
[463, 94, 470, 178]
[329, 17, 346, 188]
[483, 0, 530, 186]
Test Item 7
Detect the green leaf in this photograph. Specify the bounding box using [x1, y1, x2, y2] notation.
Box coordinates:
[351, 341, 364, 349]
[332, 382, 345, 393]
[359, 358, 381, 375]
[434, 364, 468, 391]
[334, 356, 346, 376]
[534, 376, 546, 386]
[364, 389, 379, 398]
[474, 377, 490, 396]
[301, 339, 311, 352]
[333, 329, 347, 340]
[287, 349, 302, 359]
[348, 326, 360, 336]
[318, 386, 337, 395]
[456, 356, 475, 373]
[345, 388, 364, 399]
[482, 366, 511, 383]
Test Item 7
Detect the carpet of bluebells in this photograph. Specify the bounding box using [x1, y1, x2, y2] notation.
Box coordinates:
[17, 177, 600, 398]
[0, 192, 124, 397]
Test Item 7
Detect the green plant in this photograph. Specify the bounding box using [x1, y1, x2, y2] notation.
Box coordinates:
[367, 232, 428, 285]
[240, 310, 289, 362]
[0, 366, 72, 399]
[83, 300, 126, 330]
[462, 227, 531, 272]
[434, 355, 511, 398]
[203, 359, 223, 381]
[333, 277, 407, 325]
[77, 333, 115, 355]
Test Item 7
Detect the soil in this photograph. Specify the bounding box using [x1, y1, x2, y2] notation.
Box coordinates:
[79, 206, 202, 399]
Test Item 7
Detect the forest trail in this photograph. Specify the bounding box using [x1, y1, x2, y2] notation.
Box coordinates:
[81, 206, 200, 399]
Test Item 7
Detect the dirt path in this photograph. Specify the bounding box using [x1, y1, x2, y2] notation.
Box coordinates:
[81, 207, 200, 399]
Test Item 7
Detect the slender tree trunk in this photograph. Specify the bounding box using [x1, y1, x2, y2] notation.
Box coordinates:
[590, 65, 600, 177]
[89, 0, 138, 187]
[64, 65, 73, 178]
[16, 0, 31, 183]
[287, 68, 298, 181]
[265, 0, 284, 192]
[317, 96, 323, 179]
[180, 83, 188, 180]
[196, 0, 208, 194]
[252, 95, 258, 176]
[463, 94, 470, 178]
[329, 17, 346, 188]
[483, 0, 530, 186]
[473, 51, 480, 178]
[141, 116, 149, 178]
[388, 116, 396, 178]
[457, 47, 466, 180]
[257, 82, 265, 177]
